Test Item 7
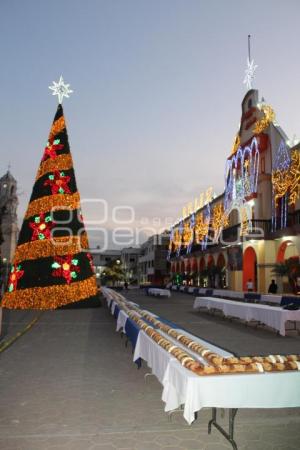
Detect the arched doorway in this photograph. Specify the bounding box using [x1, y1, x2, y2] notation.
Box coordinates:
[199, 257, 206, 288]
[207, 254, 215, 268]
[207, 255, 216, 287]
[277, 240, 299, 263]
[243, 246, 257, 291]
[199, 257, 205, 272]
[190, 258, 198, 286]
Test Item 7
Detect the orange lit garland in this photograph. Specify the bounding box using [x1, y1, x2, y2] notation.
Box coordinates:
[1, 276, 98, 310]
[14, 234, 89, 263]
[25, 192, 80, 219]
[36, 153, 73, 181]
[48, 116, 66, 141]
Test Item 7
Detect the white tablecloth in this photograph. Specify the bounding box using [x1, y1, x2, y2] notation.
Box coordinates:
[198, 288, 207, 294]
[162, 359, 300, 424]
[261, 294, 282, 305]
[148, 288, 171, 297]
[134, 328, 232, 384]
[134, 327, 300, 425]
[194, 297, 300, 336]
[213, 289, 245, 299]
[134, 330, 176, 383]
[116, 309, 128, 332]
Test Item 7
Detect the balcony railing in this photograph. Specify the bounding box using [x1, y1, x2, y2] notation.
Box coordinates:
[168, 210, 300, 260]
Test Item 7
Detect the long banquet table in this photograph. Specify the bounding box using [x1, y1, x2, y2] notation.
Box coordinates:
[193, 296, 300, 336]
[101, 287, 300, 449]
[148, 288, 171, 297]
[162, 356, 300, 424]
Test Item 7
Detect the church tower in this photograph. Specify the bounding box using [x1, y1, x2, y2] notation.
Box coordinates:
[0, 170, 19, 263]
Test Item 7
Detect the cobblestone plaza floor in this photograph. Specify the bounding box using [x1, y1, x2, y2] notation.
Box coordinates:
[0, 290, 299, 450]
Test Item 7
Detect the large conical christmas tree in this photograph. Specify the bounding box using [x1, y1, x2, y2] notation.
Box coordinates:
[2, 79, 98, 309]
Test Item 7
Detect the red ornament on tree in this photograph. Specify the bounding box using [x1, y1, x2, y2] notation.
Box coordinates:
[42, 139, 64, 161]
[51, 255, 80, 285]
[29, 213, 54, 241]
[7, 265, 24, 292]
[44, 170, 71, 195]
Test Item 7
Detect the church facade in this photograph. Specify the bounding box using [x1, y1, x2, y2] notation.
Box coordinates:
[0, 170, 19, 264]
[168, 89, 300, 293]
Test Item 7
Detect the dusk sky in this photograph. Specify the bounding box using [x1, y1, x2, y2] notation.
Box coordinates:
[1, 0, 300, 248]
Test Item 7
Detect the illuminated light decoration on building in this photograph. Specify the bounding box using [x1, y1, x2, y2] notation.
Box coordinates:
[211, 203, 229, 242]
[176, 221, 184, 256]
[182, 214, 195, 254]
[231, 134, 241, 156]
[224, 138, 260, 233]
[253, 103, 275, 135]
[182, 221, 193, 250]
[167, 227, 174, 260]
[289, 150, 300, 205]
[272, 141, 300, 230]
[240, 206, 251, 236]
[272, 140, 290, 230]
[187, 213, 195, 253]
[194, 212, 207, 245]
[201, 203, 211, 250]
[182, 187, 213, 219]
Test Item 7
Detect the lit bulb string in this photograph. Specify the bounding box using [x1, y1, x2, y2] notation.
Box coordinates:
[167, 227, 174, 260]
[176, 221, 184, 256]
[224, 138, 259, 215]
[271, 140, 291, 231]
[169, 137, 260, 255]
[187, 213, 195, 254]
[201, 204, 210, 250]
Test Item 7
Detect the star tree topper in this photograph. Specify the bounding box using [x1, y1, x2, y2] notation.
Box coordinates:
[49, 76, 73, 104]
[243, 58, 258, 90]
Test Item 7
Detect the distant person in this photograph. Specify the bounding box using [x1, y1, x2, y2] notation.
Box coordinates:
[124, 281, 128, 290]
[268, 279, 278, 294]
[246, 278, 254, 292]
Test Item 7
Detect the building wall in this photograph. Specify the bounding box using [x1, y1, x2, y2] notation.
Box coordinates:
[168, 89, 300, 293]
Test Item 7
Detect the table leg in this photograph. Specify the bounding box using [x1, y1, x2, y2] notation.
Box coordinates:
[208, 408, 238, 450]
